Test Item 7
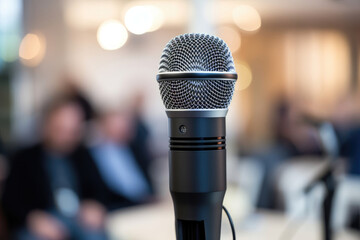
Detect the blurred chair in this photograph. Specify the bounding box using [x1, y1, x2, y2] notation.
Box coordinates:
[224, 156, 265, 224]
[333, 176, 360, 232]
[275, 122, 344, 240]
[276, 156, 330, 218]
[236, 157, 265, 208]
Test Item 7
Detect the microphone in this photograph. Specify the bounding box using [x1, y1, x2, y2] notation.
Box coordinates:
[156, 33, 237, 240]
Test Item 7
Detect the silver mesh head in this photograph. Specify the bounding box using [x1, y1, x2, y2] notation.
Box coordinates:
[158, 33, 237, 109]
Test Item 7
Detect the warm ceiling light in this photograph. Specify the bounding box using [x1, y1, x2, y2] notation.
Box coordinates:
[97, 20, 128, 50]
[124, 5, 164, 35]
[217, 26, 241, 53]
[233, 5, 261, 32]
[19, 33, 46, 67]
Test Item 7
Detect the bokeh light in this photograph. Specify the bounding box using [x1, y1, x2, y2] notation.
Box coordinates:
[97, 20, 128, 51]
[235, 61, 252, 91]
[124, 5, 164, 35]
[233, 5, 261, 32]
[19, 33, 46, 67]
[217, 26, 241, 53]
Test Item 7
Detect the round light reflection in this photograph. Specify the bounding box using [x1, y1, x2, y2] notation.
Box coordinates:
[124, 6, 164, 35]
[233, 5, 261, 32]
[19, 33, 46, 67]
[97, 20, 128, 50]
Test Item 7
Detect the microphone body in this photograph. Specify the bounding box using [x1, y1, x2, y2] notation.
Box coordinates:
[167, 110, 227, 240]
[156, 33, 237, 240]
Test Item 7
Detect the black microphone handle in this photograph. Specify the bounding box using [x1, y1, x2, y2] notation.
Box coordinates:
[167, 110, 227, 240]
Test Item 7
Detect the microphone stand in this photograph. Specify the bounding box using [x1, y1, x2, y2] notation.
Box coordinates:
[304, 122, 338, 240]
[304, 162, 336, 240]
[322, 169, 336, 240]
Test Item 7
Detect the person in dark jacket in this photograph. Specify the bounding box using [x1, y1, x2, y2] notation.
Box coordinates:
[2, 97, 108, 240]
[89, 108, 155, 210]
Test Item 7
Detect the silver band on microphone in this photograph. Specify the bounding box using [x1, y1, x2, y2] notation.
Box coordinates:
[157, 71, 237, 82]
[166, 109, 228, 118]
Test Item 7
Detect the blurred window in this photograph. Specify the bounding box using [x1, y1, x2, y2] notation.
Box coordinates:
[284, 30, 350, 117]
[0, 0, 22, 69]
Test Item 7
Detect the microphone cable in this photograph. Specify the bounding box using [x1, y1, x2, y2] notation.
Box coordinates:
[223, 206, 236, 240]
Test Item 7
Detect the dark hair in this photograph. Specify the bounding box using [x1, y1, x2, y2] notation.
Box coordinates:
[42, 96, 82, 121]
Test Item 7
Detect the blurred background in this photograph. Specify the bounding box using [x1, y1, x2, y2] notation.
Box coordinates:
[0, 0, 359, 239]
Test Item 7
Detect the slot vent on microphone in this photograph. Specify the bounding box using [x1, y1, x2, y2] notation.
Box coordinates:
[170, 137, 225, 151]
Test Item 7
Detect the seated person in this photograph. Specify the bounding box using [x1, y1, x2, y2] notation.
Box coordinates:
[88, 109, 154, 210]
[2, 97, 108, 240]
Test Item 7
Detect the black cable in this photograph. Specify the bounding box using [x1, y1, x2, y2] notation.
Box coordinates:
[223, 206, 236, 240]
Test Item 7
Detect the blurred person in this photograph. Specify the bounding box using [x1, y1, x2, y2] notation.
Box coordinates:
[88, 108, 154, 210]
[131, 91, 153, 171]
[2, 97, 108, 240]
[58, 74, 95, 122]
[256, 99, 323, 209]
[331, 93, 360, 176]
[331, 93, 360, 231]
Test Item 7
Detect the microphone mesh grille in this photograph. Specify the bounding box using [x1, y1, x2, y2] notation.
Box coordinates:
[158, 33, 236, 109]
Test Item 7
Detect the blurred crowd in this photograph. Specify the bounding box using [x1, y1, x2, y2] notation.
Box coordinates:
[252, 92, 360, 230]
[0, 78, 359, 240]
[0, 78, 156, 240]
